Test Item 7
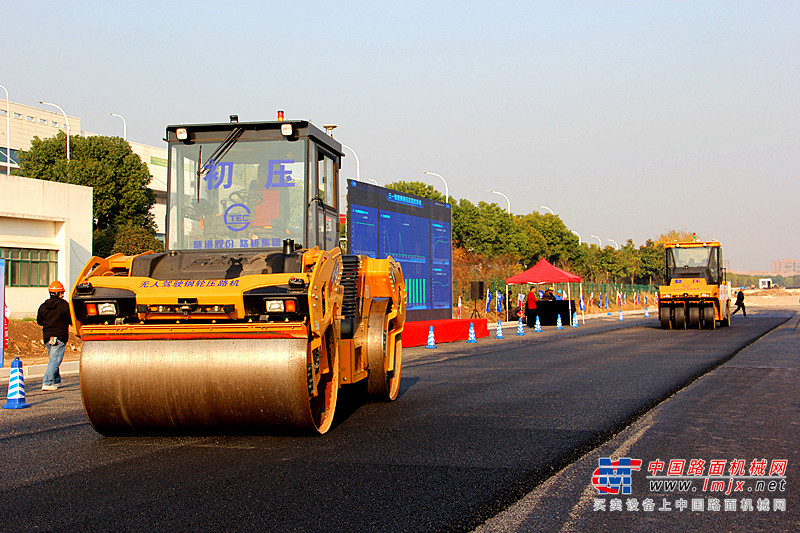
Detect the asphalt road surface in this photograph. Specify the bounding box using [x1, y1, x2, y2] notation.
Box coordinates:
[0, 312, 794, 532]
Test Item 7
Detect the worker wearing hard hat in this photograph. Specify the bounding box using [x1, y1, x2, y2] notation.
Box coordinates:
[36, 281, 72, 391]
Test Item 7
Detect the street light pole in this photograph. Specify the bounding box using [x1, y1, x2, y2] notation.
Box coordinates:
[571, 230, 581, 245]
[607, 239, 619, 250]
[421, 171, 448, 203]
[0, 84, 9, 175]
[108, 112, 127, 140]
[341, 144, 360, 182]
[538, 205, 554, 214]
[487, 189, 511, 212]
[39, 101, 69, 160]
[590, 234, 602, 246]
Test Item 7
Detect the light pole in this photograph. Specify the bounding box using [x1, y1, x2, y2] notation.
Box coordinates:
[590, 234, 602, 246]
[39, 101, 69, 160]
[607, 239, 619, 250]
[341, 144, 360, 182]
[108, 112, 127, 140]
[0, 84, 9, 175]
[487, 189, 511, 212]
[538, 205, 554, 214]
[367, 178, 378, 185]
[571, 230, 581, 245]
[421, 171, 448, 203]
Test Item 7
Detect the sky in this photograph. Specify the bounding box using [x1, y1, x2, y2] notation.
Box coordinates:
[3, 1, 798, 272]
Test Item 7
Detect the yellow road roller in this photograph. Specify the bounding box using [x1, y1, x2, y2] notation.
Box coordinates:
[69, 117, 406, 435]
[658, 240, 731, 329]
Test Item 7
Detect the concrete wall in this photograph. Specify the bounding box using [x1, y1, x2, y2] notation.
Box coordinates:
[0, 175, 92, 318]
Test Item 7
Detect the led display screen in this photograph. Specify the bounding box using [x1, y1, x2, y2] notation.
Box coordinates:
[347, 180, 452, 321]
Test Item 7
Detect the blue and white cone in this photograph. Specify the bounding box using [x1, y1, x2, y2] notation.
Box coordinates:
[3, 357, 31, 409]
[619, 309, 624, 321]
[556, 314, 563, 330]
[467, 322, 478, 343]
[534, 316, 542, 332]
[571, 312, 579, 328]
[425, 325, 437, 349]
[644, 306, 650, 317]
[516, 317, 525, 336]
[495, 319, 504, 339]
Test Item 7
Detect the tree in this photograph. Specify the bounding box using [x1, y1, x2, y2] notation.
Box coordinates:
[515, 212, 579, 267]
[655, 230, 695, 246]
[111, 225, 165, 256]
[18, 132, 158, 254]
[384, 180, 447, 202]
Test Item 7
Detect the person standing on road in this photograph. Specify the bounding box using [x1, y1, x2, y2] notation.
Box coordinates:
[732, 290, 747, 318]
[525, 286, 538, 327]
[37, 281, 72, 391]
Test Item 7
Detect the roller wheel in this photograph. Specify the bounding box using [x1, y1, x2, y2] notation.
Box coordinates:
[365, 299, 402, 401]
[688, 306, 701, 329]
[674, 305, 686, 329]
[659, 305, 671, 330]
[309, 327, 339, 434]
[702, 305, 716, 329]
[721, 300, 731, 327]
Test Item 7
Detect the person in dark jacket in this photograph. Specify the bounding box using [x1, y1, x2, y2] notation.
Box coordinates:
[37, 280, 72, 391]
[731, 290, 746, 318]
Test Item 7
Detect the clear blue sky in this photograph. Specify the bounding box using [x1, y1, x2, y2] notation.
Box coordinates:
[3, 1, 799, 272]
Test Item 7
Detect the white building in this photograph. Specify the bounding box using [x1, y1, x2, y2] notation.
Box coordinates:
[0, 175, 93, 318]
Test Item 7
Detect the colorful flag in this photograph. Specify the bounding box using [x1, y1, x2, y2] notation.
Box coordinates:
[496, 290, 504, 313]
[579, 293, 585, 311]
[605, 294, 609, 309]
[485, 288, 492, 313]
[457, 296, 462, 319]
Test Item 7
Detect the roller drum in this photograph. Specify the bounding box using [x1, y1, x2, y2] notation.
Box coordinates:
[80, 338, 320, 434]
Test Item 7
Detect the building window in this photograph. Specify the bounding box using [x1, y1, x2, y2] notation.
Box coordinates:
[0, 109, 6, 116]
[13, 112, 22, 119]
[52, 121, 59, 127]
[1, 248, 58, 288]
[39, 118, 47, 125]
[26, 115, 34, 122]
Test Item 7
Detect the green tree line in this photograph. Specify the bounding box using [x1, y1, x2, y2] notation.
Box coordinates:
[384, 181, 695, 285]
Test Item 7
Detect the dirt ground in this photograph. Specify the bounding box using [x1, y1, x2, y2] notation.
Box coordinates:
[3, 320, 82, 367]
[2, 289, 797, 368]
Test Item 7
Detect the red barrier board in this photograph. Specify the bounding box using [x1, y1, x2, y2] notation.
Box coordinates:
[402, 318, 489, 347]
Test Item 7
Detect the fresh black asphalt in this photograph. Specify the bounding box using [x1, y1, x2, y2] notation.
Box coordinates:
[0, 313, 789, 532]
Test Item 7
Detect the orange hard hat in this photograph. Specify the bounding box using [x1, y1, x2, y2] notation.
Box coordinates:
[48, 280, 65, 293]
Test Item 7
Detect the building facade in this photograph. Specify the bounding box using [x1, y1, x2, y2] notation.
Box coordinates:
[771, 259, 800, 277]
[0, 175, 93, 318]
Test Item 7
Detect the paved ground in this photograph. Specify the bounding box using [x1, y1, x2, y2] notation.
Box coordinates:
[477, 308, 799, 532]
[2, 307, 795, 532]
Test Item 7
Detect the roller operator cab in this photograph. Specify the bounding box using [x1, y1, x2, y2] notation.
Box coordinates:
[657, 241, 731, 330]
[69, 118, 406, 435]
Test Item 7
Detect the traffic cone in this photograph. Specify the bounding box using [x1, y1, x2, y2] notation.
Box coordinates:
[644, 306, 650, 317]
[516, 317, 525, 336]
[3, 357, 31, 409]
[571, 312, 579, 328]
[425, 325, 437, 349]
[534, 316, 542, 332]
[495, 319, 504, 339]
[467, 322, 478, 343]
[619, 309, 624, 321]
[556, 314, 563, 330]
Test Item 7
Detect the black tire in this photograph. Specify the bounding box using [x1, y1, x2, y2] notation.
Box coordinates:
[659, 305, 671, 330]
[674, 305, 686, 329]
[702, 305, 716, 329]
[721, 300, 731, 327]
[688, 306, 701, 329]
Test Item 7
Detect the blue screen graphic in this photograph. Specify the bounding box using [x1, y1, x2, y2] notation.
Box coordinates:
[348, 181, 452, 320]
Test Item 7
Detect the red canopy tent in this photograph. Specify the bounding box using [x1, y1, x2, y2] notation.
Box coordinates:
[505, 258, 581, 284]
[505, 258, 583, 323]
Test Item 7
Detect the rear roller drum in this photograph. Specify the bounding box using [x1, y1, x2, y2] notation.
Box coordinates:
[365, 299, 402, 401]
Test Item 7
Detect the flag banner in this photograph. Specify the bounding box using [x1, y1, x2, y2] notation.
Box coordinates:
[486, 288, 493, 313]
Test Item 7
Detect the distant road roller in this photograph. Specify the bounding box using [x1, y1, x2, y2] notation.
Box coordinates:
[657, 240, 731, 329]
[69, 117, 406, 435]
